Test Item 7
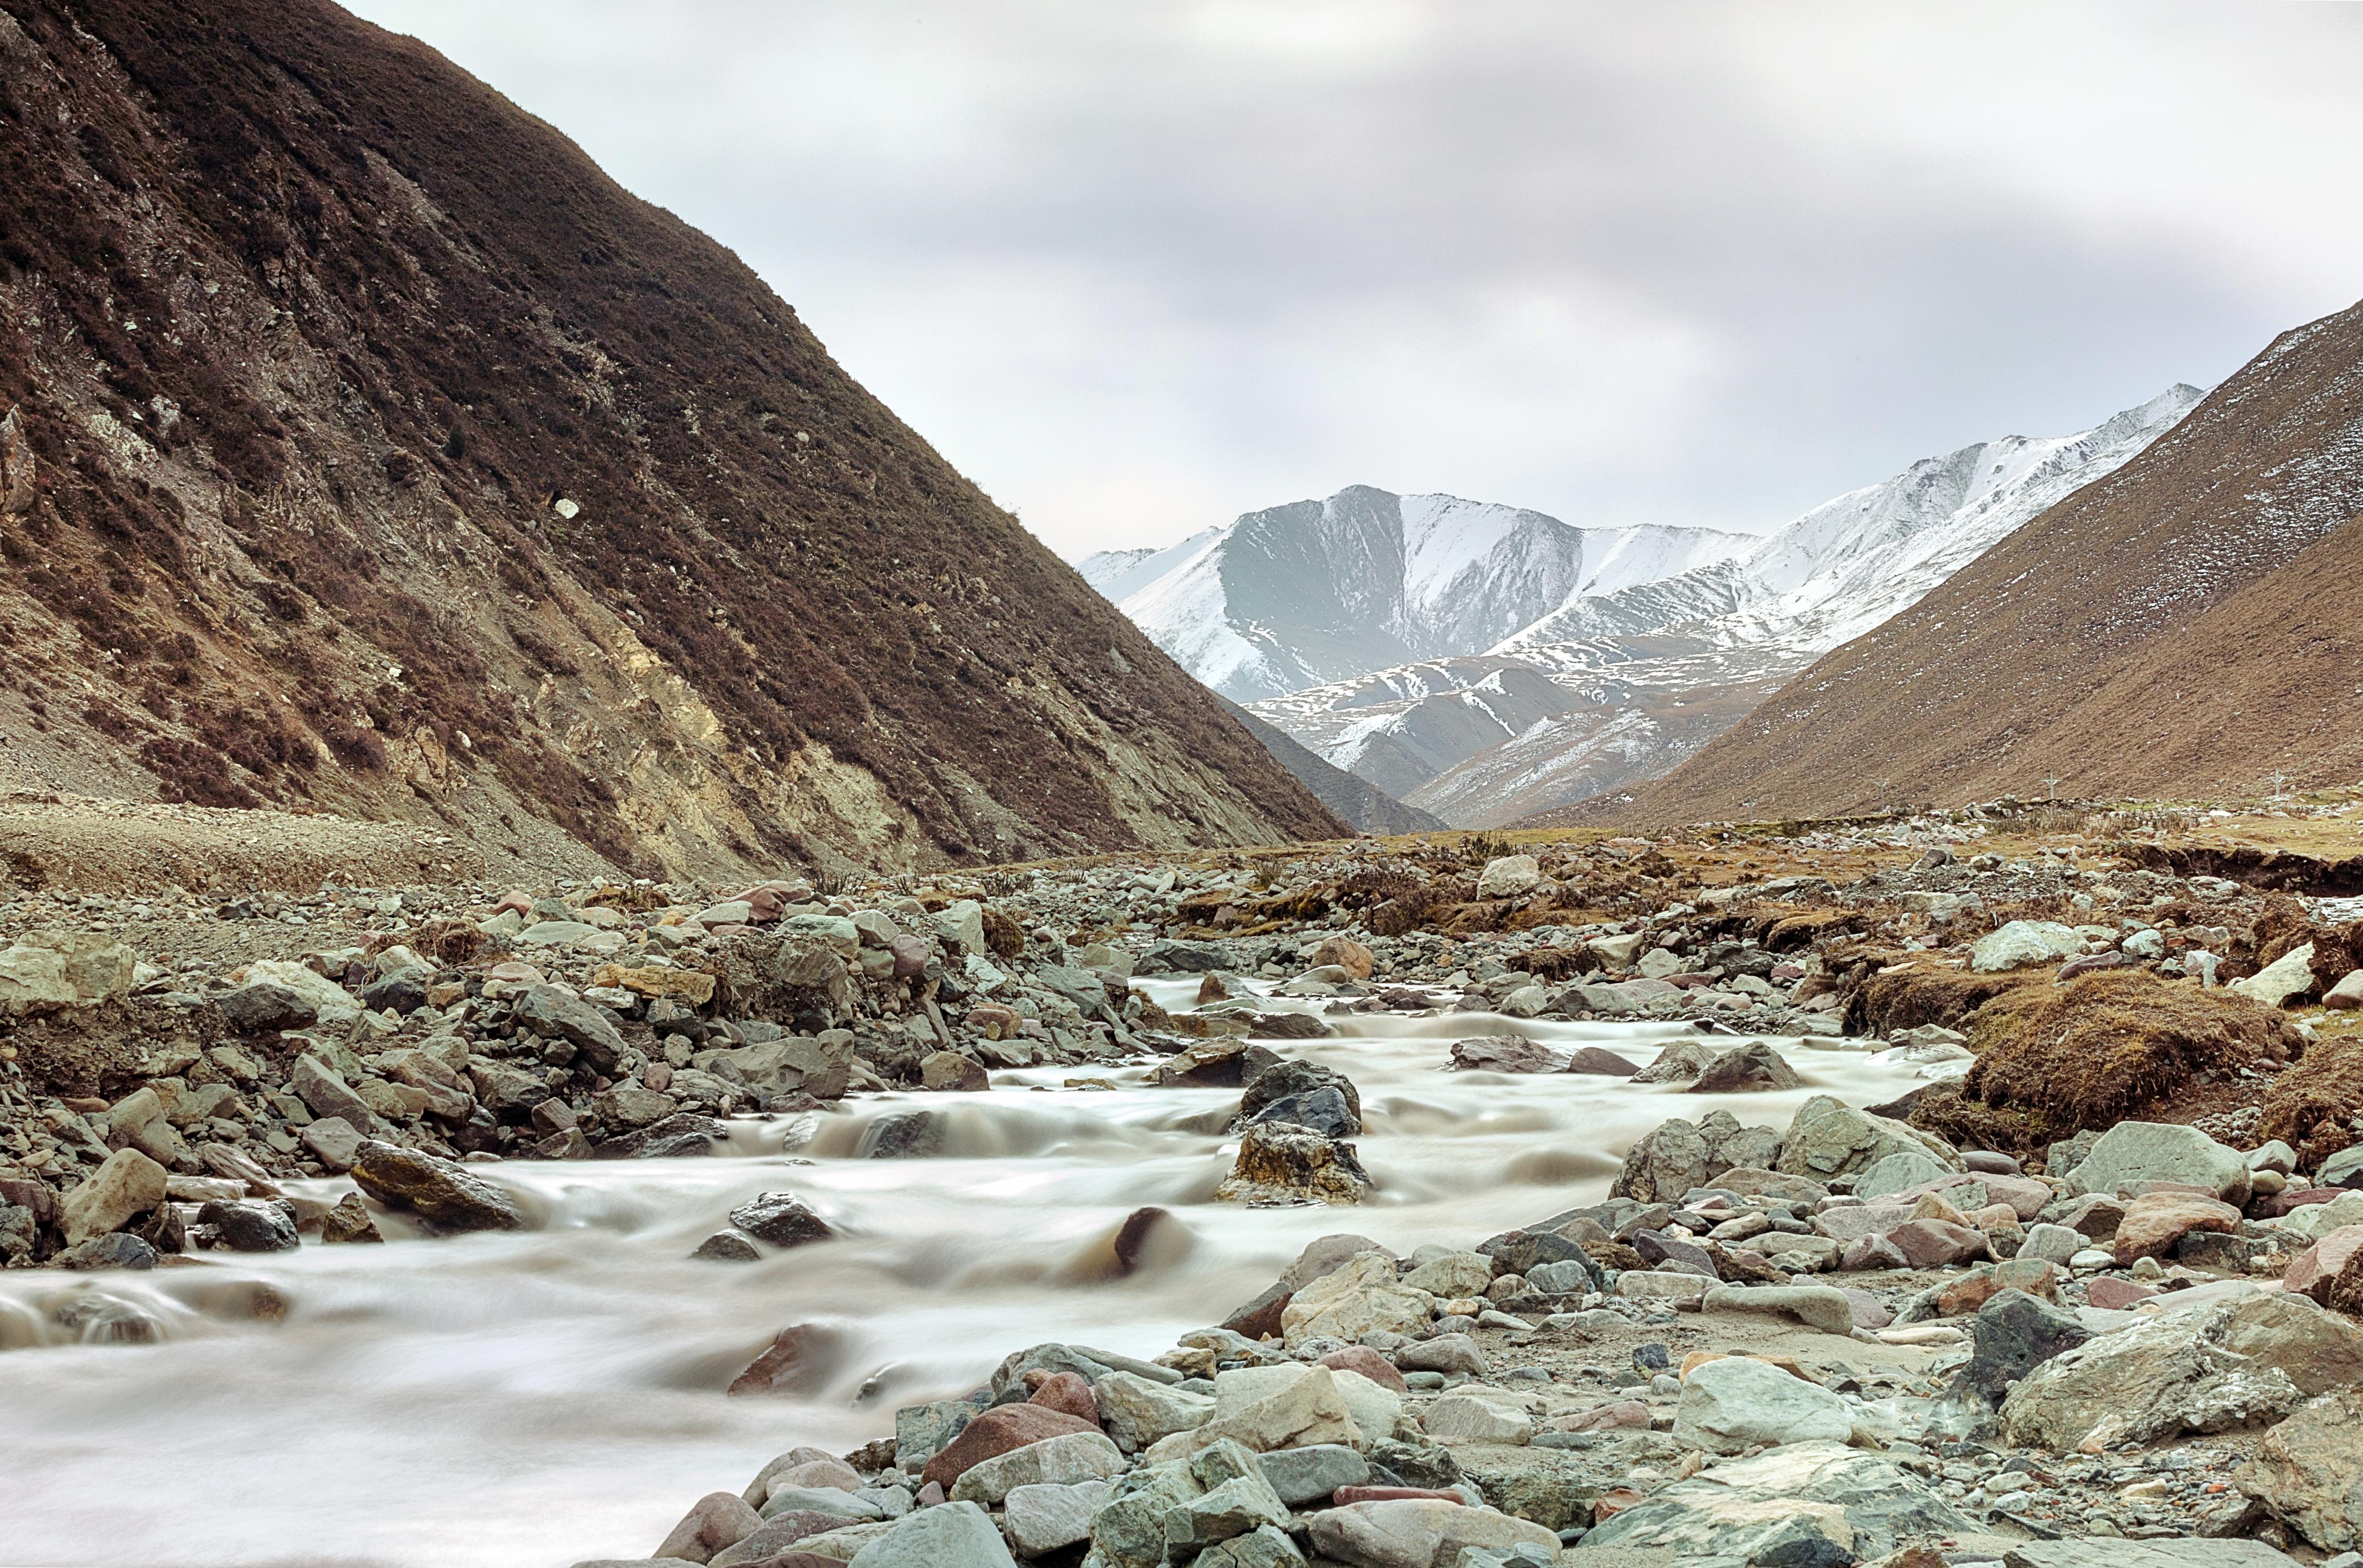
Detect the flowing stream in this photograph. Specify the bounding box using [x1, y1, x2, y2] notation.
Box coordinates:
[0, 989, 1936, 1568]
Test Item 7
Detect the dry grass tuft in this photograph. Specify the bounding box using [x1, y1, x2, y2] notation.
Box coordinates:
[1848, 959, 2047, 1037]
[2260, 1035, 2363, 1169]
[1954, 970, 2298, 1143]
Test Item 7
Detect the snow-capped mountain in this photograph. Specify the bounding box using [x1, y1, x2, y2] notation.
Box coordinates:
[1247, 385, 2206, 825]
[1076, 486, 1755, 702]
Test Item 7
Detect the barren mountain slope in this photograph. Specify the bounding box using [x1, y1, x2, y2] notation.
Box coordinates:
[1217, 700, 1444, 836]
[0, 0, 1340, 881]
[1589, 299, 2363, 824]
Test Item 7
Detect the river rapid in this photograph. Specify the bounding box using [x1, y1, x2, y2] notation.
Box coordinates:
[0, 988, 1939, 1568]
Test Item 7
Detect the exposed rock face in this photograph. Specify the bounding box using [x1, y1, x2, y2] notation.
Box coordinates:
[0, 0, 1340, 874]
[2238, 1387, 2363, 1550]
[1999, 1305, 2305, 1452]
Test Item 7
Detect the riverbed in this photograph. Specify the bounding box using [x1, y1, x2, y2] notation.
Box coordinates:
[0, 993, 1937, 1567]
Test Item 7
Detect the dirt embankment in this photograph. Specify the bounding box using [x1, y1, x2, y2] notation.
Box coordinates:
[0, 792, 503, 894]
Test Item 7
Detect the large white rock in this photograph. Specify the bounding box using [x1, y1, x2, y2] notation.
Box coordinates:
[1475, 855, 1541, 900]
[1971, 921, 2083, 973]
[61, 1148, 168, 1244]
[1423, 1391, 1534, 1445]
[934, 900, 989, 957]
[1777, 1094, 1961, 1182]
[1280, 1251, 1434, 1348]
[0, 930, 137, 1014]
[1094, 1370, 1214, 1451]
[1158, 1364, 1365, 1457]
[246, 959, 363, 1024]
[1307, 1497, 1560, 1568]
[845, 1501, 1016, 1567]
[1000, 1480, 1110, 1559]
[1672, 1355, 1855, 1454]
[949, 1431, 1125, 1505]
[1400, 1250, 1492, 1298]
[2232, 944, 2317, 1008]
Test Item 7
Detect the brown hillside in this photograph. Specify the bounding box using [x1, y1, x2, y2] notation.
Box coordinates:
[1594, 298, 2363, 824]
[0, 0, 1341, 881]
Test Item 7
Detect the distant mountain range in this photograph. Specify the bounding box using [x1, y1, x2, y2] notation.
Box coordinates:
[1085, 388, 2202, 826]
[1589, 299, 2363, 825]
[1078, 488, 1755, 702]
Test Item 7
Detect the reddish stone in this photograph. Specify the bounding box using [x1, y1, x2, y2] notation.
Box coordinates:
[2112, 1191, 2242, 1264]
[2267, 1188, 2347, 1218]
[1025, 1370, 1102, 1426]
[1308, 936, 1374, 979]
[1885, 1219, 1989, 1268]
[2283, 1224, 2363, 1303]
[918, 1403, 1098, 1490]
[727, 1325, 844, 1397]
[1936, 1257, 2059, 1317]
[1966, 1203, 2021, 1233]
[1551, 1399, 1652, 1432]
[733, 880, 811, 922]
[1319, 1345, 1408, 1393]
[914, 1481, 944, 1506]
[2085, 1275, 2160, 1310]
[1840, 1234, 1909, 1272]
[1334, 1486, 1464, 1505]
[1595, 1487, 1648, 1523]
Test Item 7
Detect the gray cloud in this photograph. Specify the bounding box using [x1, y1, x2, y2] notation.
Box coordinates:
[342, 0, 2363, 557]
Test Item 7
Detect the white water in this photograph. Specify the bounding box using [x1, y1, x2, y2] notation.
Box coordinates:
[0, 990, 1932, 1568]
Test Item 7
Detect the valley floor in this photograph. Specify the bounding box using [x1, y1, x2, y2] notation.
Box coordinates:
[4, 795, 2363, 1567]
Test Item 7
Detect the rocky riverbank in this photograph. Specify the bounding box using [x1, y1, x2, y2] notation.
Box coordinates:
[8, 800, 2363, 1567]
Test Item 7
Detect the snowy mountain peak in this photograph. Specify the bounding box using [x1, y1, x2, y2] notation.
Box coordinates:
[1083, 485, 1754, 701]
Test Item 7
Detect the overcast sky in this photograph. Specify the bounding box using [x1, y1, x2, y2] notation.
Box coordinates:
[343, 1, 2363, 561]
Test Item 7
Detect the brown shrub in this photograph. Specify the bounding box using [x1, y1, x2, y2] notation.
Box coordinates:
[2309, 921, 2363, 996]
[1847, 958, 2043, 1037]
[2259, 1035, 2363, 1169]
[980, 904, 1025, 962]
[2252, 894, 2318, 972]
[1520, 944, 1603, 982]
[1906, 1085, 2052, 1159]
[1956, 970, 2299, 1143]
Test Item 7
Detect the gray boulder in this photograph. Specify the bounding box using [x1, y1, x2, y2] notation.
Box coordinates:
[513, 984, 628, 1073]
[1671, 1355, 1855, 1454]
[2067, 1122, 2252, 1204]
[1777, 1094, 1961, 1182]
[1585, 1441, 1974, 1562]
[844, 1500, 1016, 1567]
